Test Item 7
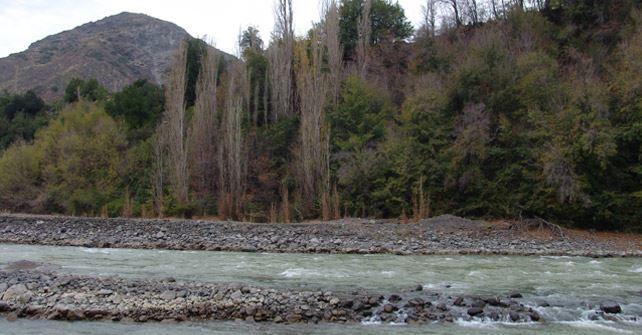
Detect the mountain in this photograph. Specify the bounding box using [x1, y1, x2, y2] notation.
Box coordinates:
[0, 12, 225, 101]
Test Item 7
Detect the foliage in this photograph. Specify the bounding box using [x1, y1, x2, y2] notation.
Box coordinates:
[0, 102, 127, 215]
[0, 91, 48, 150]
[105, 79, 164, 141]
[2, 3, 641, 230]
[63, 78, 108, 103]
[339, 0, 413, 59]
[185, 38, 209, 108]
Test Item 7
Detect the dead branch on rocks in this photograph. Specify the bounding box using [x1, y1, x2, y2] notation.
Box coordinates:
[510, 216, 567, 241]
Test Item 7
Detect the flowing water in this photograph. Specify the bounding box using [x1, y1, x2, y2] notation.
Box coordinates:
[1, 243, 641, 334]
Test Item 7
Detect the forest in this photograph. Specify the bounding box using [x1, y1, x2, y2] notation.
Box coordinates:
[0, 0, 640, 231]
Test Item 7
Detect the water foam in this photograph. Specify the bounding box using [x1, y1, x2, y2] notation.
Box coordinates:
[557, 321, 634, 334]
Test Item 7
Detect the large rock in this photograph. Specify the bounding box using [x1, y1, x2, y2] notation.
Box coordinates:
[467, 307, 484, 317]
[1, 284, 34, 304]
[600, 301, 622, 314]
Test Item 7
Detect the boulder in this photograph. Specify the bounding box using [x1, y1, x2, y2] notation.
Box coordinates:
[600, 301, 622, 314]
[0, 301, 10, 312]
[1, 284, 33, 304]
[383, 304, 396, 313]
[467, 307, 484, 317]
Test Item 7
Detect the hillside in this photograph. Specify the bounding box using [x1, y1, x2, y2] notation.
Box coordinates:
[0, 12, 221, 101]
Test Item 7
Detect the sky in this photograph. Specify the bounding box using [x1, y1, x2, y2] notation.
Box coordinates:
[0, 0, 426, 58]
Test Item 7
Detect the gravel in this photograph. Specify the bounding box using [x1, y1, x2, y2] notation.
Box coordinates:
[0, 214, 639, 257]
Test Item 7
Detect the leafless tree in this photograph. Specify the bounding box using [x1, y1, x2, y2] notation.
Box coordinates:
[323, 0, 343, 105]
[163, 41, 190, 205]
[190, 47, 220, 207]
[422, 0, 439, 37]
[268, 0, 295, 121]
[464, 0, 481, 25]
[356, 0, 372, 80]
[440, 0, 463, 27]
[151, 130, 166, 217]
[218, 62, 248, 220]
[296, 27, 331, 213]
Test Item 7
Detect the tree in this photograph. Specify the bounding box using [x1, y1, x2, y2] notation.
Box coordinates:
[161, 42, 190, 206]
[0, 102, 127, 215]
[0, 91, 48, 150]
[190, 47, 221, 212]
[185, 38, 209, 108]
[63, 78, 107, 103]
[296, 26, 331, 216]
[105, 80, 164, 141]
[339, 0, 413, 60]
[268, 0, 295, 121]
[440, 0, 463, 27]
[323, 0, 344, 104]
[218, 61, 248, 219]
[240, 26, 264, 54]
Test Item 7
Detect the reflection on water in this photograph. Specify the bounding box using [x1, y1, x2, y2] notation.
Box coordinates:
[0, 244, 641, 334]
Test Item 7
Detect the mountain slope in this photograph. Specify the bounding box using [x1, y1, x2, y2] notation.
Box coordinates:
[0, 12, 218, 101]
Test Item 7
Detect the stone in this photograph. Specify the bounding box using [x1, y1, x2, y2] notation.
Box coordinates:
[509, 311, 520, 322]
[1, 284, 33, 304]
[0, 301, 10, 312]
[436, 303, 448, 311]
[97, 289, 113, 296]
[414, 285, 424, 291]
[529, 310, 541, 321]
[453, 297, 464, 306]
[471, 299, 486, 308]
[0, 283, 7, 294]
[467, 307, 484, 317]
[408, 297, 426, 307]
[160, 291, 177, 300]
[5, 312, 18, 322]
[389, 294, 402, 303]
[230, 290, 243, 300]
[600, 301, 622, 314]
[509, 292, 523, 299]
[383, 304, 396, 313]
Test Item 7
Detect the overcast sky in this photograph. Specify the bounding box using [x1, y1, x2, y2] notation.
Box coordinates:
[0, 0, 426, 58]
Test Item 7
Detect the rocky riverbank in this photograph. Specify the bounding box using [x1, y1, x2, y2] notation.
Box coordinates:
[3, 267, 628, 325]
[1, 214, 640, 257]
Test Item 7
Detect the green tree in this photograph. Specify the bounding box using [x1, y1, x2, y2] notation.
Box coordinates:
[63, 78, 108, 103]
[339, 0, 413, 59]
[106, 79, 164, 141]
[0, 91, 48, 150]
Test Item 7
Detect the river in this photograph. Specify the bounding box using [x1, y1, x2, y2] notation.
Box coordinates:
[1, 244, 641, 334]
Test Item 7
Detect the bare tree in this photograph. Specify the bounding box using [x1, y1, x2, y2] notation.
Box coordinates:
[218, 62, 247, 220]
[190, 46, 220, 209]
[464, 0, 481, 25]
[163, 41, 190, 205]
[296, 27, 331, 214]
[323, 0, 344, 105]
[440, 0, 463, 27]
[356, 0, 372, 80]
[151, 130, 166, 217]
[268, 0, 295, 121]
[422, 0, 439, 37]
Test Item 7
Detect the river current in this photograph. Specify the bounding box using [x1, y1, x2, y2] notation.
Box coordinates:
[1, 244, 640, 334]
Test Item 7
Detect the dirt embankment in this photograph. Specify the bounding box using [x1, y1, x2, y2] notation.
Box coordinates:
[0, 214, 639, 257]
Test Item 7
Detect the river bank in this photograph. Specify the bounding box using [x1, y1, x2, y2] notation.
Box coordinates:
[0, 214, 640, 257]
